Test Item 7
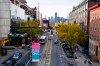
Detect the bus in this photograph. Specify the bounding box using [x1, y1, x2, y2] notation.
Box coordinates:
[39, 36, 47, 44]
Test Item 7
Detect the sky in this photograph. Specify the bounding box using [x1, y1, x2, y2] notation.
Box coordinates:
[26, 0, 83, 18]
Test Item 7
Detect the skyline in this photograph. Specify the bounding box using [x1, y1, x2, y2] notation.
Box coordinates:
[26, 0, 83, 18]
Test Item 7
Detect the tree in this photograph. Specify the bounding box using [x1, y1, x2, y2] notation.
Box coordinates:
[54, 23, 88, 48]
[17, 21, 43, 39]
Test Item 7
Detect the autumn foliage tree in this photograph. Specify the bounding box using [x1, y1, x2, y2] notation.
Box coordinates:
[54, 23, 88, 48]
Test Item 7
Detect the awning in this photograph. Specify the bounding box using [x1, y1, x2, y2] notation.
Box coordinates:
[8, 34, 27, 38]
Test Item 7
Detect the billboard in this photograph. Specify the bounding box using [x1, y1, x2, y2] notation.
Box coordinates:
[32, 41, 40, 62]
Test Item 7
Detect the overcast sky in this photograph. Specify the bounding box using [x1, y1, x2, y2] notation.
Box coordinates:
[26, 0, 83, 18]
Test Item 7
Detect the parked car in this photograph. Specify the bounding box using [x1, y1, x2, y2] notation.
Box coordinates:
[12, 52, 22, 60]
[62, 44, 70, 52]
[6, 59, 13, 66]
[6, 58, 15, 66]
[66, 51, 74, 58]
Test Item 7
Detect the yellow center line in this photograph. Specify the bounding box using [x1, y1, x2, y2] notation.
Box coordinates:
[48, 40, 52, 66]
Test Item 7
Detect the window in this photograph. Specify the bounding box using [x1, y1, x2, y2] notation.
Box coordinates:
[89, 43, 91, 49]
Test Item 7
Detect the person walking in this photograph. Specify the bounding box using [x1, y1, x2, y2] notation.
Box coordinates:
[84, 60, 87, 64]
[88, 60, 92, 66]
[84, 60, 89, 66]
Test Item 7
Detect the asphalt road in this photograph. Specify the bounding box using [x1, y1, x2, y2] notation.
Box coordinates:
[31, 33, 74, 66]
[50, 34, 69, 66]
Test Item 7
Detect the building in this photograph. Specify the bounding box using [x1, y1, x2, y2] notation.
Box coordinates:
[89, 4, 100, 62]
[0, 0, 36, 46]
[55, 12, 58, 23]
[42, 20, 49, 29]
[0, 0, 11, 38]
[68, 0, 100, 34]
[0, 0, 11, 46]
[36, 12, 43, 27]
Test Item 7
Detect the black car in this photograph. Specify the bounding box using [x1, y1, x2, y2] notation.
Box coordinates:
[12, 52, 22, 60]
[62, 44, 70, 52]
[66, 51, 74, 58]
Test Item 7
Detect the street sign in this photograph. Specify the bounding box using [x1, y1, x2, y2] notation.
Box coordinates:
[32, 41, 40, 62]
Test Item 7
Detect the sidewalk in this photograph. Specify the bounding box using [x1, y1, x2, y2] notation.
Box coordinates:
[75, 51, 100, 66]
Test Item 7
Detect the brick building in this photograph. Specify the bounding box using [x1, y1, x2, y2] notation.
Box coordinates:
[68, 0, 100, 34]
[89, 4, 100, 62]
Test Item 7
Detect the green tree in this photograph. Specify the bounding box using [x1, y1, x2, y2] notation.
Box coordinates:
[17, 21, 43, 38]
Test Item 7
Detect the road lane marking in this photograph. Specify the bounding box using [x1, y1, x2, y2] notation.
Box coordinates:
[48, 40, 52, 66]
[26, 57, 31, 66]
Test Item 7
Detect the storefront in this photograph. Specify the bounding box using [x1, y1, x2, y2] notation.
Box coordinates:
[0, 38, 10, 46]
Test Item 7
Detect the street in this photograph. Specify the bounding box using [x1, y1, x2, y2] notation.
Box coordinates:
[31, 34, 72, 66]
[0, 33, 77, 66]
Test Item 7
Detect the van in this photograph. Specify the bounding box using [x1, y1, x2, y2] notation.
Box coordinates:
[39, 36, 47, 44]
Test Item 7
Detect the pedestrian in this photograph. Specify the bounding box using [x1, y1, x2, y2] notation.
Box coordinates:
[84, 60, 87, 64]
[88, 60, 92, 66]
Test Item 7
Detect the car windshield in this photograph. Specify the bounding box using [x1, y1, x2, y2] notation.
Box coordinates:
[14, 52, 19, 57]
[7, 60, 12, 63]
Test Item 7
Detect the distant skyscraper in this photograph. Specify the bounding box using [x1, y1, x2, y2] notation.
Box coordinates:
[55, 12, 58, 23]
[57, 17, 61, 22]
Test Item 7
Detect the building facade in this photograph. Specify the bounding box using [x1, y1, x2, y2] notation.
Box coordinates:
[68, 0, 100, 34]
[89, 4, 100, 62]
[55, 12, 58, 23]
[36, 12, 43, 27]
[0, 0, 11, 37]
[0, 0, 37, 46]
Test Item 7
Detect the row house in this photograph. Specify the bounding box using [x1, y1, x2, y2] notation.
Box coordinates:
[89, 4, 100, 62]
[68, 0, 100, 34]
[68, 0, 100, 62]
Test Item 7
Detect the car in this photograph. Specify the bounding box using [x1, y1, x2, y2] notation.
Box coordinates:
[12, 52, 22, 60]
[6, 59, 13, 66]
[66, 51, 74, 58]
[62, 44, 70, 52]
[6, 58, 15, 66]
[48, 35, 53, 40]
[54, 40, 59, 44]
[27, 45, 32, 50]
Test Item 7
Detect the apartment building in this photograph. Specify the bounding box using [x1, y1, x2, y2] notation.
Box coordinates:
[68, 0, 100, 34]
[0, 0, 36, 46]
[89, 4, 100, 62]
